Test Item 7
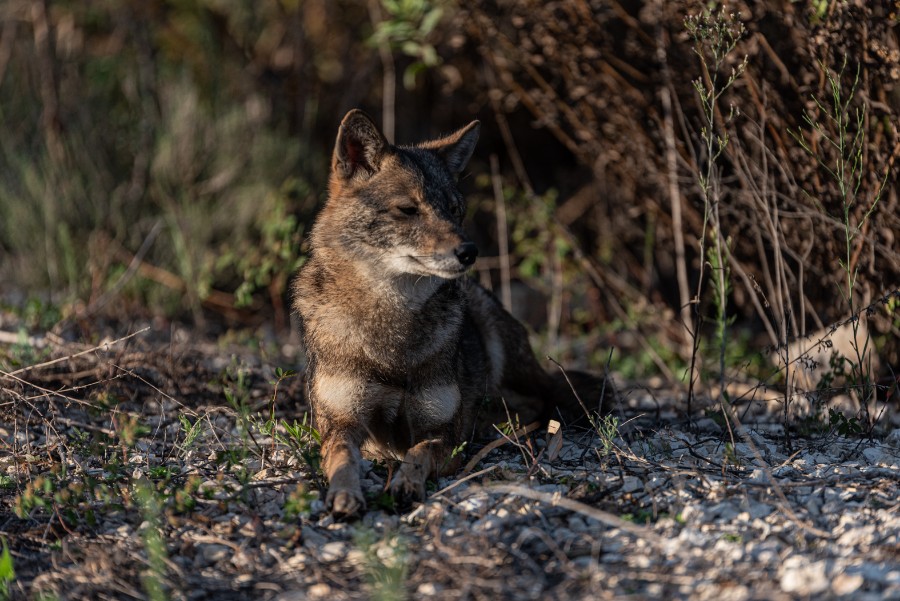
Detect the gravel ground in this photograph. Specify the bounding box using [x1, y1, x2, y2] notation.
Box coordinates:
[1, 329, 899, 600]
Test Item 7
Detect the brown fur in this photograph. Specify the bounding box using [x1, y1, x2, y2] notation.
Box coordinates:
[292, 110, 606, 517]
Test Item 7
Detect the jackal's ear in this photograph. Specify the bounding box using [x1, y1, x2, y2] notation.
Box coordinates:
[425, 120, 481, 177]
[333, 110, 388, 181]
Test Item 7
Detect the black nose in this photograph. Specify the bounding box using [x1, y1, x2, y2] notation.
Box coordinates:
[454, 242, 478, 267]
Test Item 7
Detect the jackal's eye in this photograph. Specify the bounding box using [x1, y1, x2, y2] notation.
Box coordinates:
[396, 204, 419, 216]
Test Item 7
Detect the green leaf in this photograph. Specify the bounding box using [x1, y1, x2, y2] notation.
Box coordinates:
[420, 7, 443, 35]
[403, 62, 427, 90]
[401, 40, 421, 56]
[0, 538, 15, 596]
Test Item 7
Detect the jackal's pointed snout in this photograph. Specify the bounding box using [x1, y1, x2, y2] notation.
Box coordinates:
[454, 242, 478, 267]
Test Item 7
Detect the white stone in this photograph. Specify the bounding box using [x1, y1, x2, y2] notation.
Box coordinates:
[832, 573, 864, 595]
[885, 429, 900, 448]
[703, 501, 740, 523]
[779, 556, 829, 594]
[307, 583, 332, 598]
[853, 562, 900, 585]
[319, 541, 348, 562]
[417, 583, 439, 596]
[863, 446, 899, 466]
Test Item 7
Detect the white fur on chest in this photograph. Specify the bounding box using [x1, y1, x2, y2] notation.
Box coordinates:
[414, 383, 461, 426]
[312, 373, 460, 427]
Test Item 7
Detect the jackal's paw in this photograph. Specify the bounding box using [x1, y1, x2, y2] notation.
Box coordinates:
[326, 487, 366, 519]
[389, 470, 427, 508]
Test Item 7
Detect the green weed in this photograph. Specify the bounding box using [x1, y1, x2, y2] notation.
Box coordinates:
[223, 359, 252, 418]
[284, 483, 317, 520]
[134, 479, 168, 601]
[355, 528, 409, 601]
[369, 492, 398, 513]
[791, 56, 889, 433]
[621, 509, 654, 524]
[0, 330, 50, 370]
[0, 538, 14, 601]
[113, 414, 150, 450]
[178, 415, 205, 455]
[827, 408, 862, 437]
[220, 183, 307, 309]
[257, 412, 322, 475]
[684, 7, 747, 418]
[370, 0, 445, 89]
[723, 442, 741, 468]
[595, 414, 620, 458]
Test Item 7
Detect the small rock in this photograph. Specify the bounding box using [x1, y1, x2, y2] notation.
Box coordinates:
[680, 503, 703, 524]
[631, 553, 652, 569]
[458, 495, 488, 514]
[863, 446, 898, 466]
[779, 556, 829, 595]
[534, 483, 567, 494]
[319, 541, 348, 562]
[307, 583, 332, 598]
[747, 468, 767, 483]
[417, 583, 440, 596]
[621, 476, 643, 493]
[363, 511, 399, 530]
[346, 548, 366, 564]
[197, 543, 231, 566]
[309, 499, 326, 515]
[746, 503, 774, 520]
[805, 495, 823, 517]
[231, 550, 253, 570]
[749, 540, 780, 564]
[832, 573, 864, 595]
[772, 465, 798, 478]
[302, 526, 327, 548]
[571, 555, 599, 570]
[703, 501, 740, 523]
[852, 562, 900, 585]
[567, 515, 589, 533]
[474, 514, 507, 532]
[823, 487, 842, 503]
[694, 418, 721, 432]
[553, 527, 577, 545]
[885, 429, 900, 448]
[284, 551, 308, 570]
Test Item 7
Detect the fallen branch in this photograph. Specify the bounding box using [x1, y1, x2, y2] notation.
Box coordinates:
[1, 327, 150, 378]
[461, 421, 541, 476]
[486, 483, 664, 546]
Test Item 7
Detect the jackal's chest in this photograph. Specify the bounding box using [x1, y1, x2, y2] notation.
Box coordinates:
[331, 294, 465, 370]
[312, 372, 462, 431]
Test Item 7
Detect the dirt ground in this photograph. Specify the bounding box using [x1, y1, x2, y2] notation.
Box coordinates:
[2, 324, 899, 600]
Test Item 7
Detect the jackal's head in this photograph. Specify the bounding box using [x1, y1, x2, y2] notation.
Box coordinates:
[313, 110, 481, 280]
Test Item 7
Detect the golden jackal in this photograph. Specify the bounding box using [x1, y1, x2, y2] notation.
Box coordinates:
[293, 110, 603, 517]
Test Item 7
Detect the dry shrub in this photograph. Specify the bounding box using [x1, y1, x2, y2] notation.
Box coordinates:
[460, 0, 900, 372]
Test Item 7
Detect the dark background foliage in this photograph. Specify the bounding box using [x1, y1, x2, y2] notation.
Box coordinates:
[1, 0, 898, 376]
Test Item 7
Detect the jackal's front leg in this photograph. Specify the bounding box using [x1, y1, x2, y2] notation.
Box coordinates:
[389, 437, 459, 506]
[320, 426, 366, 517]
